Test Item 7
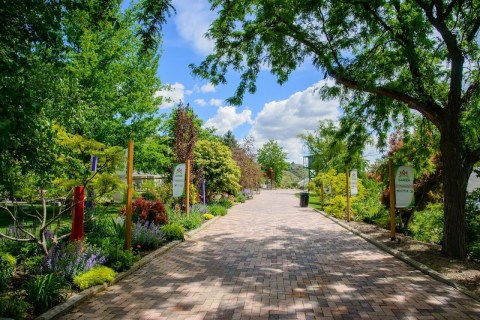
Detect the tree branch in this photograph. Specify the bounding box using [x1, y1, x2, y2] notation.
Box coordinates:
[414, 0, 463, 58]
[0, 233, 35, 243]
[467, 16, 480, 43]
[462, 80, 480, 104]
[466, 147, 480, 167]
[329, 70, 443, 128]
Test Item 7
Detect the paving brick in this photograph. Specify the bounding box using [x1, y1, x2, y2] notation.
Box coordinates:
[58, 190, 480, 319]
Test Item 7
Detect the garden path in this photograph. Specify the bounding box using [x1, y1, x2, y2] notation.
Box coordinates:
[60, 189, 480, 319]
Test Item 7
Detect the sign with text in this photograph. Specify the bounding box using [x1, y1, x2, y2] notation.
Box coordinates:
[172, 163, 186, 197]
[324, 183, 332, 195]
[395, 165, 415, 208]
[350, 169, 358, 196]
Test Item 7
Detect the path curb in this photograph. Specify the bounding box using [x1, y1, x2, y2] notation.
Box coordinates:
[35, 216, 219, 320]
[314, 208, 480, 302]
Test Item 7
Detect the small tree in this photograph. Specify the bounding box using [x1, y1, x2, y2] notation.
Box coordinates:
[257, 140, 288, 185]
[194, 140, 241, 197]
[0, 128, 123, 255]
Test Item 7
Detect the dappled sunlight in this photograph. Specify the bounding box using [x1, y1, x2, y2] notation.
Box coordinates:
[60, 190, 480, 319]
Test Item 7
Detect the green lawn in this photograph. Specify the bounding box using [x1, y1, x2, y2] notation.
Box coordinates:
[295, 191, 322, 210]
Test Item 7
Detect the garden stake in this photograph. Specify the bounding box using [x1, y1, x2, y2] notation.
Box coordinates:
[389, 158, 396, 240]
[125, 139, 134, 249]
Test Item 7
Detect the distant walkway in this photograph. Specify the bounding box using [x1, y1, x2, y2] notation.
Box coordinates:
[62, 189, 480, 319]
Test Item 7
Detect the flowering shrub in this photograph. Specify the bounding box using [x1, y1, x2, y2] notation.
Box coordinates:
[121, 198, 168, 225]
[191, 203, 208, 214]
[41, 241, 107, 281]
[132, 221, 164, 249]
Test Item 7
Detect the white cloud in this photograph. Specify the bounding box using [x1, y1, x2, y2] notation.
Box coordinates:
[201, 83, 216, 93]
[204, 106, 254, 135]
[172, 0, 214, 55]
[155, 82, 187, 109]
[249, 80, 340, 163]
[194, 99, 207, 107]
[209, 98, 223, 107]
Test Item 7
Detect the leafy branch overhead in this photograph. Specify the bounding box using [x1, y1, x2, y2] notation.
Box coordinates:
[185, 0, 479, 259]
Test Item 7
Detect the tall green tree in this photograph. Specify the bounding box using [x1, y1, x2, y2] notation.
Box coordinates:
[257, 140, 288, 185]
[189, 0, 480, 259]
[57, 2, 163, 146]
[0, 1, 168, 195]
[0, 0, 66, 192]
[134, 135, 172, 175]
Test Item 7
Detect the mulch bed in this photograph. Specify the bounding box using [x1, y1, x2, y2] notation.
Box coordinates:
[347, 220, 480, 296]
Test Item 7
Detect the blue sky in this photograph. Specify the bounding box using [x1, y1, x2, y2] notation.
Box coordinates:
[153, 0, 378, 164]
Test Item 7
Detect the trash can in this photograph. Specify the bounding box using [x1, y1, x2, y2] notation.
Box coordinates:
[300, 192, 309, 207]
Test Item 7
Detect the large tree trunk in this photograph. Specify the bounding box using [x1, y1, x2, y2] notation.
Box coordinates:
[440, 117, 472, 260]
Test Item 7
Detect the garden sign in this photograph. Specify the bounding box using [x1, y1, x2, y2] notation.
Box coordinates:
[394, 165, 415, 208]
[173, 163, 186, 197]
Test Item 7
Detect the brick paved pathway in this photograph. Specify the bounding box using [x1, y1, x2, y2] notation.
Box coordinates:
[61, 189, 480, 319]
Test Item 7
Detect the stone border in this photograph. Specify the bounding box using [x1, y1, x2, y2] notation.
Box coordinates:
[35, 217, 219, 320]
[314, 208, 480, 302]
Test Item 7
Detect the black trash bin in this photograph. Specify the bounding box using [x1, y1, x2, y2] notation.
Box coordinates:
[300, 192, 309, 207]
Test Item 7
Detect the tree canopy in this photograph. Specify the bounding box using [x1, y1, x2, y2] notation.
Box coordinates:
[0, 0, 164, 194]
[189, 0, 480, 259]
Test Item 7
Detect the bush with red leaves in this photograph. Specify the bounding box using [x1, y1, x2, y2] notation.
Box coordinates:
[121, 197, 168, 225]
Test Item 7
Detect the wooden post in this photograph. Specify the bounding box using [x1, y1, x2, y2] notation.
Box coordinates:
[186, 159, 190, 217]
[125, 139, 134, 250]
[320, 181, 324, 208]
[389, 158, 396, 239]
[346, 168, 350, 222]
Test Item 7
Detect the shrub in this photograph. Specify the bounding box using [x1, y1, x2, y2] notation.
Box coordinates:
[202, 213, 214, 220]
[208, 204, 227, 216]
[104, 246, 140, 272]
[0, 239, 42, 262]
[23, 255, 44, 276]
[86, 217, 116, 239]
[121, 198, 168, 225]
[132, 221, 164, 249]
[409, 203, 444, 244]
[41, 241, 107, 281]
[73, 266, 116, 290]
[0, 253, 16, 269]
[141, 190, 157, 201]
[0, 253, 16, 293]
[218, 197, 234, 208]
[162, 223, 185, 241]
[469, 242, 480, 260]
[24, 273, 68, 312]
[235, 194, 246, 203]
[466, 188, 480, 259]
[179, 212, 203, 230]
[0, 294, 31, 319]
